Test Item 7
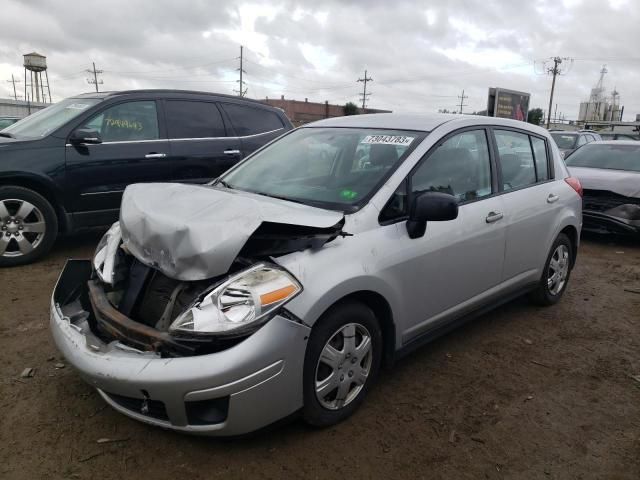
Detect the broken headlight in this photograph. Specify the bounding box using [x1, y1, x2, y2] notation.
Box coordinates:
[169, 263, 302, 335]
[93, 222, 122, 285]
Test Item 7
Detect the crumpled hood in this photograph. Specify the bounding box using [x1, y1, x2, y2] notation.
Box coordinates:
[568, 166, 640, 198]
[119, 183, 344, 281]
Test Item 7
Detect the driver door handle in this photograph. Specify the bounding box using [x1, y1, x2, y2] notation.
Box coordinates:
[486, 211, 504, 223]
[547, 193, 560, 204]
[224, 149, 241, 155]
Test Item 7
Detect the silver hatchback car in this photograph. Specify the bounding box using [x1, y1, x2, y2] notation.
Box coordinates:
[51, 114, 582, 435]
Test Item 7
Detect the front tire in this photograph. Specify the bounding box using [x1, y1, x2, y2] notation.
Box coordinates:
[529, 233, 573, 306]
[0, 186, 58, 267]
[302, 300, 382, 427]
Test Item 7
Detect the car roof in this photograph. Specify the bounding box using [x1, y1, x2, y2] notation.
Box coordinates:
[587, 140, 640, 146]
[71, 89, 272, 107]
[305, 113, 549, 134]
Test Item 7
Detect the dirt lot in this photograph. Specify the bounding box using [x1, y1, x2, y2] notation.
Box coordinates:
[1, 231, 639, 480]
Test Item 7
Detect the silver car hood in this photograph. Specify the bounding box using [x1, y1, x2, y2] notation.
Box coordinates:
[119, 183, 344, 281]
[568, 166, 640, 198]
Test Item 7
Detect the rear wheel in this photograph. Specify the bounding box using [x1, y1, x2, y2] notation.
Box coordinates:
[0, 186, 58, 267]
[529, 233, 573, 306]
[302, 301, 382, 427]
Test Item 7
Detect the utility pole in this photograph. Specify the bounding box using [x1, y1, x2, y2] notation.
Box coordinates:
[457, 89, 468, 114]
[357, 70, 373, 110]
[86, 62, 103, 92]
[235, 45, 247, 97]
[7, 74, 21, 101]
[545, 56, 572, 129]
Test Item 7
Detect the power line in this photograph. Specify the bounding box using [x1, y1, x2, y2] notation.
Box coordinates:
[457, 89, 468, 114]
[544, 56, 573, 129]
[234, 45, 247, 97]
[6, 74, 21, 100]
[357, 70, 373, 109]
[86, 62, 104, 92]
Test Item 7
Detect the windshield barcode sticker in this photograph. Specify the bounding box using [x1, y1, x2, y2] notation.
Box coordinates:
[361, 135, 414, 146]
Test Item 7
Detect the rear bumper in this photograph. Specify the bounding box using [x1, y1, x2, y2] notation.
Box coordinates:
[50, 260, 310, 436]
[582, 211, 640, 235]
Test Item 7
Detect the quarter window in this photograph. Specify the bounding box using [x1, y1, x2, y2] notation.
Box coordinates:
[530, 137, 550, 181]
[82, 101, 159, 142]
[165, 101, 226, 139]
[494, 130, 536, 190]
[221, 103, 284, 136]
[411, 130, 492, 202]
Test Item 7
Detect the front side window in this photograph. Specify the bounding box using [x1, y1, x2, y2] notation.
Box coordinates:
[221, 103, 284, 136]
[165, 100, 226, 139]
[411, 129, 492, 202]
[495, 130, 536, 190]
[82, 101, 159, 142]
[3, 97, 102, 139]
[221, 128, 423, 209]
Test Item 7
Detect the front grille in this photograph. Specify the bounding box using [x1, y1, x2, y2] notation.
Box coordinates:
[583, 189, 638, 213]
[104, 391, 169, 421]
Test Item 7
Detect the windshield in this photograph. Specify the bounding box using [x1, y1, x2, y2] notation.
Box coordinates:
[2, 97, 102, 138]
[220, 127, 424, 210]
[551, 133, 578, 150]
[565, 144, 640, 172]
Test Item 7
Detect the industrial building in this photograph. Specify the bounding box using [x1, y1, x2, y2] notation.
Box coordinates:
[578, 66, 623, 122]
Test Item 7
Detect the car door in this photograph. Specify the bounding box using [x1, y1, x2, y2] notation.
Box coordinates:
[164, 99, 242, 183]
[378, 128, 507, 343]
[64, 100, 169, 226]
[219, 103, 287, 157]
[492, 129, 559, 285]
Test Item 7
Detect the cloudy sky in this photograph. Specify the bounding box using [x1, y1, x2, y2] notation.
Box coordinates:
[0, 0, 638, 120]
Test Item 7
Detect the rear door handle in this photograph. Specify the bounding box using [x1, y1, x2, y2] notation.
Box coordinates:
[145, 153, 166, 158]
[223, 149, 241, 155]
[486, 211, 504, 223]
[547, 193, 560, 204]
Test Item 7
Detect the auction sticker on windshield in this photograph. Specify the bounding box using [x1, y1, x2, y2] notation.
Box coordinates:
[361, 135, 414, 146]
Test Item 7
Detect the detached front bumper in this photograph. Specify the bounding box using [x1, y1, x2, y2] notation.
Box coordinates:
[582, 210, 640, 235]
[50, 260, 310, 436]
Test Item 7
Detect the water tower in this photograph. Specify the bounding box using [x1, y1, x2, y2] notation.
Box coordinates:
[23, 52, 51, 103]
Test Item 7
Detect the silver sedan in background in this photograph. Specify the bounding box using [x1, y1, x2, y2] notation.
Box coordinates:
[51, 114, 582, 435]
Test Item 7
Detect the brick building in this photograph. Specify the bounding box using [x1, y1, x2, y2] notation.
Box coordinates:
[262, 95, 391, 126]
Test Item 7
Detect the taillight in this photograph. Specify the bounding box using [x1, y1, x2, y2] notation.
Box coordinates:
[565, 177, 583, 198]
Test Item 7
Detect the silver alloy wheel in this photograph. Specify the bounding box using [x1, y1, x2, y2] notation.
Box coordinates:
[315, 322, 373, 410]
[547, 244, 570, 295]
[0, 199, 46, 258]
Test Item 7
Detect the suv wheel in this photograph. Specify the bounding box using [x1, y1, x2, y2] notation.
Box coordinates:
[529, 233, 573, 306]
[303, 300, 382, 427]
[0, 186, 58, 267]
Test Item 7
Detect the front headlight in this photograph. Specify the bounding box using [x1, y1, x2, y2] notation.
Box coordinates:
[93, 222, 122, 284]
[170, 263, 302, 335]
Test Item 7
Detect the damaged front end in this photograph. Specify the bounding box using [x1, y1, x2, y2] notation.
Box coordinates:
[582, 189, 640, 235]
[59, 183, 346, 357]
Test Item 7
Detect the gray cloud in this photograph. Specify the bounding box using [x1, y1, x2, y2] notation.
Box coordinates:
[0, 0, 638, 120]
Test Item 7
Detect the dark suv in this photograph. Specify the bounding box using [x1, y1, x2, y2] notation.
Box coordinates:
[0, 90, 292, 266]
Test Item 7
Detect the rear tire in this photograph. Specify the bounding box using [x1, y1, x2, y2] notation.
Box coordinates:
[302, 300, 382, 428]
[0, 186, 58, 267]
[529, 233, 573, 306]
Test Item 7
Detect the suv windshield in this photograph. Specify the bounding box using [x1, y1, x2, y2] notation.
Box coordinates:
[565, 144, 640, 172]
[220, 127, 424, 210]
[2, 97, 102, 138]
[551, 133, 578, 149]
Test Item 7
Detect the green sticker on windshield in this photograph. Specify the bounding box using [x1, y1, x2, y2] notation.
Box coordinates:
[340, 189, 358, 200]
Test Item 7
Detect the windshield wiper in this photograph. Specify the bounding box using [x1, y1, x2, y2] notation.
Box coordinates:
[253, 191, 311, 206]
[216, 179, 233, 189]
[0, 132, 14, 138]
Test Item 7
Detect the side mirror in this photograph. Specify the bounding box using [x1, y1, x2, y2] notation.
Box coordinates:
[69, 128, 102, 145]
[406, 191, 458, 239]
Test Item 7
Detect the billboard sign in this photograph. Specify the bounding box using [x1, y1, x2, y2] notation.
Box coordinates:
[487, 88, 530, 121]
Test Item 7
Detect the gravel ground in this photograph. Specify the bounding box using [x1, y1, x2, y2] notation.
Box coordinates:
[0, 231, 639, 480]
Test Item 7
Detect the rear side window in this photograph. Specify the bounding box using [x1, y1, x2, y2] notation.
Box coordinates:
[221, 103, 284, 136]
[165, 101, 226, 139]
[577, 135, 588, 146]
[83, 101, 159, 142]
[494, 130, 537, 190]
[531, 137, 550, 181]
